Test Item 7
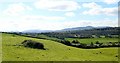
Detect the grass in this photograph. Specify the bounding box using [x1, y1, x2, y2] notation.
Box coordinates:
[0, 33, 2, 62]
[66, 38, 118, 44]
[2, 33, 119, 61]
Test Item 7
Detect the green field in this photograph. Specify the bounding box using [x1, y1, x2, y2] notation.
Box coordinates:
[66, 38, 118, 44]
[2, 33, 118, 61]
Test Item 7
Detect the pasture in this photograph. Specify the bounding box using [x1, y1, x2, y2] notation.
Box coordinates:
[66, 38, 118, 44]
[2, 33, 118, 61]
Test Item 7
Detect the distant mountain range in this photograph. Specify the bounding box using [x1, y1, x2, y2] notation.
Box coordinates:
[22, 30, 53, 33]
[62, 26, 94, 31]
[62, 26, 110, 31]
[22, 26, 109, 33]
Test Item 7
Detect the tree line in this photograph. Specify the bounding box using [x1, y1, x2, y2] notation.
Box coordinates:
[60, 40, 120, 49]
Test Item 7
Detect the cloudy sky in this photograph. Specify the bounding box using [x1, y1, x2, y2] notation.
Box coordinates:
[0, 0, 119, 32]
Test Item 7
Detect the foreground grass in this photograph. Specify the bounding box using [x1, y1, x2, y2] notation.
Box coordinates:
[66, 38, 118, 44]
[2, 33, 118, 61]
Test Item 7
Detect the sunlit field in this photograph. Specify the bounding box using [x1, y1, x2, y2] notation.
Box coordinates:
[2, 33, 118, 61]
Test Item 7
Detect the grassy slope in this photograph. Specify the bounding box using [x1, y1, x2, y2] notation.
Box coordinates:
[2, 33, 118, 61]
[66, 38, 118, 44]
[0, 33, 2, 62]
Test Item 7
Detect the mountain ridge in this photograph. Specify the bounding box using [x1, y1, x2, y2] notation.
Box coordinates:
[22, 26, 109, 33]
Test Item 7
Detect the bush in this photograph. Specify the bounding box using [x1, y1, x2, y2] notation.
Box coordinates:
[72, 40, 79, 44]
[60, 40, 71, 46]
[21, 40, 45, 50]
[96, 41, 100, 44]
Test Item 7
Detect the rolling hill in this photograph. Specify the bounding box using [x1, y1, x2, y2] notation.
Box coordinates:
[2, 33, 118, 61]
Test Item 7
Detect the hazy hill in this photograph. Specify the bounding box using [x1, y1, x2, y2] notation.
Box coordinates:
[22, 26, 108, 33]
[22, 30, 53, 33]
[62, 26, 94, 31]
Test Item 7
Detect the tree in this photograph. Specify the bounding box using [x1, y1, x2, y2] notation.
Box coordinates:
[90, 42, 94, 47]
[72, 40, 79, 44]
[96, 41, 100, 44]
[61, 40, 71, 46]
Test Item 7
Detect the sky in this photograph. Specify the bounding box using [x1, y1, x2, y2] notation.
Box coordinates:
[0, 0, 119, 32]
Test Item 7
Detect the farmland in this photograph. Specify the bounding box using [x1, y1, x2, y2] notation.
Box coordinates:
[66, 38, 118, 44]
[2, 33, 118, 61]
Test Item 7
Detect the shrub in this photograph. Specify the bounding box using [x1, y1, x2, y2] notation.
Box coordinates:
[96, 41, 100, 44]
[21, 40, 45, 50]
[60, 40, 71, 46]
[72, 40, 79, 44]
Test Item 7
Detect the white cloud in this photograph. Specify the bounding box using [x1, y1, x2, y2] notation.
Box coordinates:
[83, 8, 102, 15]
[25, 6, 32, 10]
[2, 3, 65, 21]
[82, 2, 101, 9]
[103, 0, 119, 4]
[22, 15, 65, 21]
[0, 14, 66, 31]
[60, 20, 118, 28]
[65, 12, 75, 17]
[0, 0, 36, 3]
[102, 7, 118, 16]
[65, 17, 117, 28]
[0, 1, 118, 32]
[3, 3, 32, 16]
[34, 0, 80, 11]
[82, 2, 118, 16]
